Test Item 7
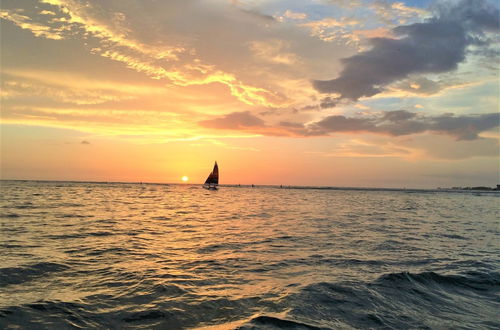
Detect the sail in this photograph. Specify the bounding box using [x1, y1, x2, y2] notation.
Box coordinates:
[204, 162, 219, 185]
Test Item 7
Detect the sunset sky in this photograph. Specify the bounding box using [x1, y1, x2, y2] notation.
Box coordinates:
[1, 0, 499, 188]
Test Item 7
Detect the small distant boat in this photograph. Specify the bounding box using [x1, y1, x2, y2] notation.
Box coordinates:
[203, 161, 219, 190]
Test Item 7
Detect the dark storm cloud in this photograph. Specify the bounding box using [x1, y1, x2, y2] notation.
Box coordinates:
[312, 0, 500, 101]
[199, 111, 265, 129]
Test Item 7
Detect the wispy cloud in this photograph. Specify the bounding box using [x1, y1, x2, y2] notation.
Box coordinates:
[281, 10, 307, 21]
[301, 17, 361, 43]
[0, 9, 64, 40]
[371, 1, 428, 24]
[1, 70, 168, 105]
[39, 0, 185, 60]
[3, 0, 289, 108]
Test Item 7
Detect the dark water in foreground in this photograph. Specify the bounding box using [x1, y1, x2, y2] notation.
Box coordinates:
[0, 181, 498, 329]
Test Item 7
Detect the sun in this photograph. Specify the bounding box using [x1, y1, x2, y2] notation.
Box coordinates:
[181, 176, 189, 182]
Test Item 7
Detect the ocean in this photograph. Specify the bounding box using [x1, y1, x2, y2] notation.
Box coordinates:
[0, 180, 498, 329]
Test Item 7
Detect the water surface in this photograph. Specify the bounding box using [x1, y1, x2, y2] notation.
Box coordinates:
[1, 181, 498, 329]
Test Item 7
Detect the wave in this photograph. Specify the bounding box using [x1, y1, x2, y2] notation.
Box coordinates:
[1, 269, 498, 329]
[123, 309, 172, 322]
[42, 231, 116, 240]
[1, 295, 262, 329]
[2, 213, 20, 218]
[0, 300, 98, 328]
[286, 270, 500, 329]
[237, 315, 331, 329]
[377, 270, 500, 291]
[13, 204, 36, 210]
[85, 247, 132, 257]
[0, 262, 69, 287]
[2, 181, 499, 329]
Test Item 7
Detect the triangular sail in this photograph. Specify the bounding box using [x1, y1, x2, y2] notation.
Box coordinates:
[204, 162, 219, 185]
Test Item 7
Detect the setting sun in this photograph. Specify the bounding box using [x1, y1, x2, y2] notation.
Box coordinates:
[181, 176, 189, 182]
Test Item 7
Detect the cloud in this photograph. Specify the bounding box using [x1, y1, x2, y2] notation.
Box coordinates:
[199, 111, 265, 130]
[310, 111, 500, 140]
[282, 10, 307, 20]
[319, 96, 339, 109]
[249, 39, 299, 65]
[39, 10, 56, 16]
[199, 111, 314, 137]
[39, 0, 185, 60]
[353, 27, 393, 40]
[0, 70, 171, 106]
[239, 8, 276, 22]
[314, 115, 374, 132]
[81, 140, 90, 145]
[313, 0, 500, 101]
[301, 17, 361, 43]
[0, 8, 64, 40]
[394, 77, 444, 95]
[384, 76, 482, 98]
[381, 109, 417, 121]
[312, 134, 499, 160]
[406, 135, 500, 160]
[1, 0, 289, 108]
[431, 113, 500, 140]
[230, 1, 276, 22]
[370, 1, 428, 24]
[0, 104, 195, 139]
[202, 110, 499, 141]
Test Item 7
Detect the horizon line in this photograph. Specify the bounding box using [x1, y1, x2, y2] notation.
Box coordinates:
[1, 179, 499, 193]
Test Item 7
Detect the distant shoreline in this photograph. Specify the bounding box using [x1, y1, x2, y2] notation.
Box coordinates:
[1, 179, 499, 194]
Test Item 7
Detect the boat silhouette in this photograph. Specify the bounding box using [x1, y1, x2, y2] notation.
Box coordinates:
[203, 161, 219, 190]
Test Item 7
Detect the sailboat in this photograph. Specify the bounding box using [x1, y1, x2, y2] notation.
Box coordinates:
[203, 161, 219, 190]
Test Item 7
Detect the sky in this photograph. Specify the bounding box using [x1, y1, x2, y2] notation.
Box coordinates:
[1, 0, 499, 188]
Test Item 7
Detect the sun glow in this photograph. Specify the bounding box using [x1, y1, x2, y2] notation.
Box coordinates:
[181, 176, 189, 182]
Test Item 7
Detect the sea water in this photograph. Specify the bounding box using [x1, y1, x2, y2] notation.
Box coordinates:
[0, 180, 498, 329]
